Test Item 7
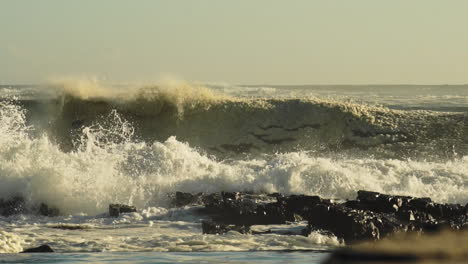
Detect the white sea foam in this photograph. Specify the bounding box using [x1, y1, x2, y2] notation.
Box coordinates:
[0, 99, 467, 217]
[0, 231, 24, 253]
[1, 83, 467, 253]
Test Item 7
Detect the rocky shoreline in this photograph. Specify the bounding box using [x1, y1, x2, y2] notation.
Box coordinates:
[2, 190, 466, 256]
[168, 190, 467, 243]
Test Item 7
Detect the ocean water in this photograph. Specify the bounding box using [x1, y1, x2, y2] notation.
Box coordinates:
[1, 80, 467, 262]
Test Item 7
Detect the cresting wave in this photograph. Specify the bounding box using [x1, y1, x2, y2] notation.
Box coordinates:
[0, 81, 467, 215]
[19, 80, 468, 159]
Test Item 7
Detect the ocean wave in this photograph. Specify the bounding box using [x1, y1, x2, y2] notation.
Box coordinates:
[0, 99, 467, 215]
[9, 80, 466, 160]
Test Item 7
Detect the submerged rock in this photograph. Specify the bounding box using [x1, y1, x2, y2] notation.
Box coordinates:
[109, 204, 137, 217]
[21, 244, 54, 253]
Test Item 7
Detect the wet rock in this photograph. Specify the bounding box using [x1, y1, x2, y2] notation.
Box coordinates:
[350, 190, 411, 214]
[0, 196, 26, 216]
[201, 193, 288, 226]
[21, 244, 54, 253]
[194, 190, 467, 243]
[172, 192, 203, 207]
[305, 204, 383, 242]
[109, 204, 137, 217]
[201, 220, 250, 234]
[49, 224, 91, 230]
[277, 194, 329, 220]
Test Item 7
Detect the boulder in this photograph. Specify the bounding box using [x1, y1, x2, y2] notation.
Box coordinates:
[21, 244, 54, 253]
[109, 204, 137, 217]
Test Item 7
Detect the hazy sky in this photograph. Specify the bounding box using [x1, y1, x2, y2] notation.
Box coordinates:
[1, 0, 468, 84]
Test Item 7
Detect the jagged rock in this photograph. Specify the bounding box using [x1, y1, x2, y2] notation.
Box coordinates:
[305, 204, 384, 242]
[109, 204, 137, 217]
[194, 190, 467, 243]
[172, 192, 204, 207]
[278, 194, 330, 221]
[21, 244, 54, 253]
[0, 196, 26, 216]
[201, 220, 250, 234]
[201, 192, 288, 226]
[348, 190, 412, 214]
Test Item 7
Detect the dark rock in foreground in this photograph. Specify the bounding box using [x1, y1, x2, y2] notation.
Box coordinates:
[172, 190, 467, 243]
[109, 204, 137, 217]
[21, 245, 54, 253]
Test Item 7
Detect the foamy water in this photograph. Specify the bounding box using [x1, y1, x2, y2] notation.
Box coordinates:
[0, 81, 467, 253]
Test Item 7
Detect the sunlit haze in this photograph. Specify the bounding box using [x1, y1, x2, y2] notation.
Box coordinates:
[1, 0, 467, 84]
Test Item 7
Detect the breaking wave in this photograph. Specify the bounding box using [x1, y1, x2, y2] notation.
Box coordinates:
[0, 84, 467, 215]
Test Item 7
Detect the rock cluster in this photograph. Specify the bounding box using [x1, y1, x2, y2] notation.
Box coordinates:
[1, 190, 466, 245]
[173, 190, 467, 243]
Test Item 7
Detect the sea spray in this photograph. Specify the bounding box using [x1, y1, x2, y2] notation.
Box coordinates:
[0, 98, 467, 215]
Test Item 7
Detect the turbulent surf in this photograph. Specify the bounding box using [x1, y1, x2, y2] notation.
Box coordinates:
[0, 81, 467, 253]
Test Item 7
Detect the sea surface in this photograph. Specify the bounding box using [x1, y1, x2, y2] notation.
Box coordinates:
[1, 81, 467, 263]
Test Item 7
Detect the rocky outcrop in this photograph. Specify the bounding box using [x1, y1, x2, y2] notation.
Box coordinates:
[171, 191, 467, 243]
[108, 204, 137, 217]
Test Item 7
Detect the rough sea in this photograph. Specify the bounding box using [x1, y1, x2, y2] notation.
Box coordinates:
[1, 80, 467, 263]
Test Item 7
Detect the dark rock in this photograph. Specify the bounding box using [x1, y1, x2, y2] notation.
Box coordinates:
[201, 192, 224, 212]
[222, 191, 241, 201]
[353, 190, 411, 214]
[21, 244, 54, 253]
[38, 203, 60, 217]
[172, 192, 203, 207]
[109, 204, 137, 217]
[201, 220, 250, 234]
[0, 196, 26, 216]
[306, 204, 383, 242]
[49, 224, 91, 230]
[193, 190, 467, 243]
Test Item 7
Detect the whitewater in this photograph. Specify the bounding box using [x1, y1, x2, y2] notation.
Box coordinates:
[0, 80, 467, 258]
